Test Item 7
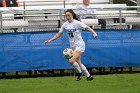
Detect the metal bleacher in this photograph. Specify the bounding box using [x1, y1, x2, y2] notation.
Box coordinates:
[0, 0, 140, 33]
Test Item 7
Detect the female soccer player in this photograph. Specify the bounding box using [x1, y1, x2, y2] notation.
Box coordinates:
[44, 9, 97, 81]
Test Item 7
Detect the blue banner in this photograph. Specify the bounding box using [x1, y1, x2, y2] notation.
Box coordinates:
[0, 29, 140, 72]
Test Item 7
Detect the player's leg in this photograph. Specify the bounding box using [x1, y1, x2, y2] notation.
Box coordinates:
[77, 57, 94, 81]
[69, 50, 83, 81]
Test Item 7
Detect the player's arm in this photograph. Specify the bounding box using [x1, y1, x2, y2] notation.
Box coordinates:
[44, 32, 63, 44]
[85, 26, 97, 38]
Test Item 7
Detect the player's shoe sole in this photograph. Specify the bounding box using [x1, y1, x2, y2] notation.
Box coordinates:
[76, 73, 83, 81]
[87, 75, 94, 81]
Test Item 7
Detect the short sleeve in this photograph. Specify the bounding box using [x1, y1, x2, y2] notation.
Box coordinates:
[77, 21, 87, 30]
[59, 23, 65, 33]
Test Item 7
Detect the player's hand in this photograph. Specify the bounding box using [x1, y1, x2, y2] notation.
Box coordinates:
[44, 40, 51, 44]
[93, 32, 97, 38]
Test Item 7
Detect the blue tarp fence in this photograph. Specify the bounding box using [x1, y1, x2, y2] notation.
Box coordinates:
[0, 29, 140, 72]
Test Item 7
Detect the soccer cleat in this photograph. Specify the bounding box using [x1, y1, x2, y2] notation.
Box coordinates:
[76, 73, 83, 81]
[87, 75, 94, 81]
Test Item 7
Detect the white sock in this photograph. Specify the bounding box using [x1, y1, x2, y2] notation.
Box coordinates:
[72, 62, 82, 73]
[81, 64, 90, 77]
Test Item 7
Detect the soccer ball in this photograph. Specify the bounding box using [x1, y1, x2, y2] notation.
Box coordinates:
[63, 48, 73, 59]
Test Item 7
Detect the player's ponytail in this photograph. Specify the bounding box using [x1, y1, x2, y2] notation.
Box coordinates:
[65, 9, 80, 21]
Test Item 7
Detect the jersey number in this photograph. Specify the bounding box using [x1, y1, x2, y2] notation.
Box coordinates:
[68, 32, 74, 38]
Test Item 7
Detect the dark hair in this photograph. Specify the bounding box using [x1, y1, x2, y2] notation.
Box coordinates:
[65, 9, 80, 21]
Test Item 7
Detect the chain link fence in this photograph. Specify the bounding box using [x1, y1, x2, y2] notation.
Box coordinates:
[0, 0, 140, 77]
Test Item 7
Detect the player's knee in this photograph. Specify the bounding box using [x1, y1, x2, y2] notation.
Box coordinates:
[69, 57, 76, 64]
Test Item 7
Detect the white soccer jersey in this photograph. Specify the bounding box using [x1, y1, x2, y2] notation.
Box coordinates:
[59, 19, 87, 52]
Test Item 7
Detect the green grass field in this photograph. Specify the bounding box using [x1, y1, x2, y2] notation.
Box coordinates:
[0, 73, 140, 93]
